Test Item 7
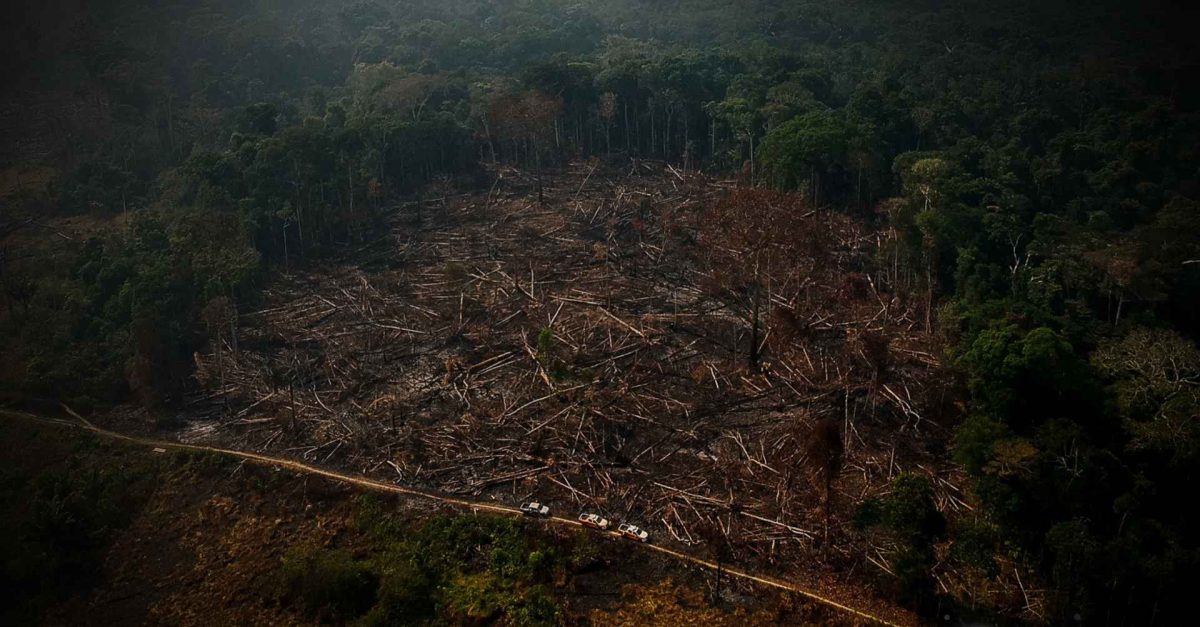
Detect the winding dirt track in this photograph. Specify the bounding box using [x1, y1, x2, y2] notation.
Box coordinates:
[2, 407, 910, 627]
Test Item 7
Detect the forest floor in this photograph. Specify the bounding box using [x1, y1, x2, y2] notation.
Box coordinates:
[94, 161, 966, 623]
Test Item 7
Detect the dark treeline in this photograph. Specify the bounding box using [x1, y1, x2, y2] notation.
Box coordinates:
[2, 0, 1199, 624]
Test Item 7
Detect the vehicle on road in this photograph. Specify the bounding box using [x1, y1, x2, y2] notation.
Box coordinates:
[578, 512, 610, 530]
[618, 522, 650, 543]
[520, 501, 550, 516]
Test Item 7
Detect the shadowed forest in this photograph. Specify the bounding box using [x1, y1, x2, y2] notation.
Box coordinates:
[2, 0, 1199, 625]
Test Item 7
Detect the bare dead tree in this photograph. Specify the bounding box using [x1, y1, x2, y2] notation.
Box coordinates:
[489, 91, 564, 204]
[698, 188, 818, 367]
[805, 417, 845, 545]
[201, 296, 235, 413]
[698, 518, 734, 605]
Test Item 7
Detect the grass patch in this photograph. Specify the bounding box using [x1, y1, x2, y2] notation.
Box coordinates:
[276, 547, 379, 622]
[272, 495, 566, 625]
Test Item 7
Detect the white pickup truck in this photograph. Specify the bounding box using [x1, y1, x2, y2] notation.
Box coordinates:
[618, 523, 650, 543]
[578, 512, 611, 530]
[519, 501, 551, 517]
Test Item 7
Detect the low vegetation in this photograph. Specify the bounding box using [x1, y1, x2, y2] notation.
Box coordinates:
[0, 419, 164, 623]
[0, 417, 811, 625]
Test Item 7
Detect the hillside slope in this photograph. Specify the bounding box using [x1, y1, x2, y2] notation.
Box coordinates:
[1, 413, 848, 625]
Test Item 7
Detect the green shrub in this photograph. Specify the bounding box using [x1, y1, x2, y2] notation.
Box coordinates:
[351, 501, 566, 625]
[0, 428, 151, 626]
[508, 585, 562, 627]
[28, 466, 139, 578]
[568, 531, 602, 570]
[536, 327, 590, 382]
[443, 572, 514, 622]
[277, 547, 378, 621]
[359, 561, 435, 626]
[858, 474, 946, 608]
[354, 494, 409, 541]
[949, 518, 1001, 576]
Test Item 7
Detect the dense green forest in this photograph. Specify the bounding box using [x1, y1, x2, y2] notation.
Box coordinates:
[2, 0, 1198, 624]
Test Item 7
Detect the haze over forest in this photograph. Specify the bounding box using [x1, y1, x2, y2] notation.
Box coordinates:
[2, 1, 1199, 625]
